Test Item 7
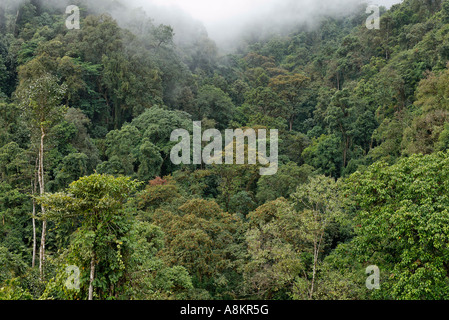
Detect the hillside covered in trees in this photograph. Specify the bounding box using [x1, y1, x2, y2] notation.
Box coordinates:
[2, 0, 449, 300]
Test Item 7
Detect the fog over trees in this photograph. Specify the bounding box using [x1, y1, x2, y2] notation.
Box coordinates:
[2, 0, 449, 301]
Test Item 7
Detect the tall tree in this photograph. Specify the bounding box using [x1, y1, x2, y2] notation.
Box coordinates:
[16, 73, 67, 279]
[37, 174, 140, 300]
[291, 175, 342, 299]
[268, 73, 309, 131]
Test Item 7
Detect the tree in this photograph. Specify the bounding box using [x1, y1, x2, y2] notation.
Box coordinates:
[151, 24, 174, 48]
[53, 153, 89, 189]
[97, 107, 191, 179]
[268, 73, 309, 131]
[244, 198, 302, 299]
[244, 87, 288, 120]
[15, 73, 67, 279]
[37, 174, 140, 300]
[302, 134, 343, 177]
[291, 241, 368, 300]
[137, 139, 164, 181]
[136, 176, 182, 212]
[124, 220, 193, 299]
[291, 175, 343, 299]
[322, 89, 355, 168]
[76, 14, 123, 65]
[211, 160, 260, 213]
[193, 85, 234, 129]
[256, 162, 314, 204]
[402, 66, 449, 155]
[101, 52, 162, 129]
[152, 199, 244, 298]
[346, 152, 449, 299]
[97, 125, 141, 177]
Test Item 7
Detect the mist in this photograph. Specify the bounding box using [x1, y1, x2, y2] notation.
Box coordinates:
[2, 0, 402, 50]
[120, 0, 403, 50]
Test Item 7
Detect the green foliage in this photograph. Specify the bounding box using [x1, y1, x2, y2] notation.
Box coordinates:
[126, 220, 193, 299]
[53, 153, 89, 189]
[0, 278, 32, 300]
[4, 0, 449, 301]
[346, 152, 449, 299]
[152, 199, 244, 298]
[0, 182, 31, 258]
[16, 72, 67, 133]
[193, 85, 234, 129]
[136, 176, 182, 212]
[292, 242, 368, 300]
[97, 106, 191, 179]
[0, 246, 28, 284]
[37, 174, 141, 299]
[302, 134, 343, 177]
[244, 198, 303, 299]
[256, 162, 314, 204]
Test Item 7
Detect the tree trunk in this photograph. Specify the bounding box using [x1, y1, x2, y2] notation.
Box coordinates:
[38, 128, 46, 280]
[309, 240, 318, 299]
[88, 252, 96, 300]
[309, 216, 325, 300]
[32, 205, 36, 268]
[342, 135, 351, 168]
[32, 158, 38, 269]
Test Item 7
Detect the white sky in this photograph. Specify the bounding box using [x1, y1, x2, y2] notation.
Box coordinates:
[142, 0, 404, 48]
[151, 0, 403, 25]
[151, 0, 273, 24]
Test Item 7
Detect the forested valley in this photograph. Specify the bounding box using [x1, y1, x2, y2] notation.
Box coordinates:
[2, 0, 449, 300]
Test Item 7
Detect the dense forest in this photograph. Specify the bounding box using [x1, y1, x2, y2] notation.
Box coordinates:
[2, 0, 449, 300]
